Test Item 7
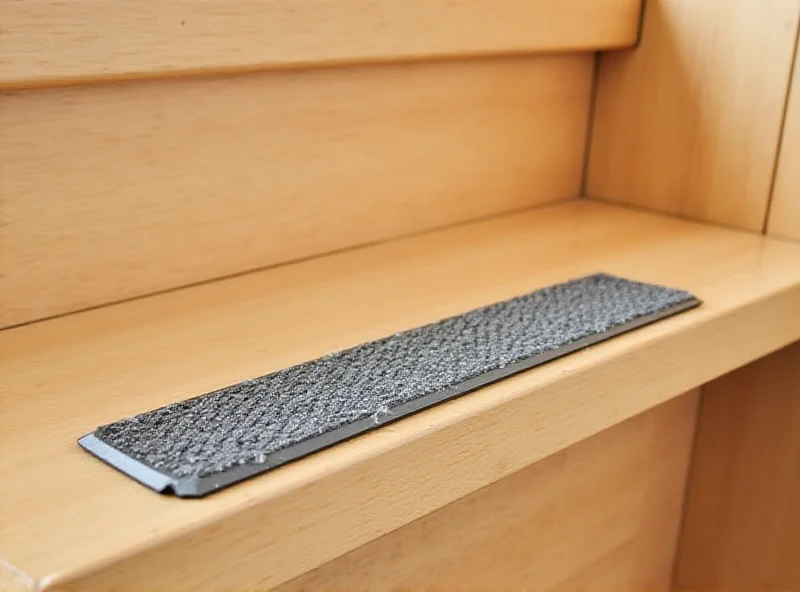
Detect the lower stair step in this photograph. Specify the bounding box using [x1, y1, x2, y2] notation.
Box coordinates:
[2, 199, 800, 591]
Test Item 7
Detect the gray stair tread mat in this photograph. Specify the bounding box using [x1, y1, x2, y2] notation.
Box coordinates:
[79, 273, 700, 497]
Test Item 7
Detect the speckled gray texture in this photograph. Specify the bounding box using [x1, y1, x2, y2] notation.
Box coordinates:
[90, 273, 697, 488]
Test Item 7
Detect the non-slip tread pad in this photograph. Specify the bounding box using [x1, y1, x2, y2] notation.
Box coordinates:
[80, 273, 700, 497]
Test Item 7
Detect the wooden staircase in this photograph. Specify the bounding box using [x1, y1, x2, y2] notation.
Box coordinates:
[2, 1, 799, 590]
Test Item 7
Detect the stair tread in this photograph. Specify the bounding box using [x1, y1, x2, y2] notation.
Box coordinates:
[2, 200, 799, 590]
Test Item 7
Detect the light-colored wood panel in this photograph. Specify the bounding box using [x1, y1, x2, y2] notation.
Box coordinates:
[0, 563, 33, 592]
[675, 343, 800, 590]
[279, 393, 697, 592]
[0, 54, 593, 328]
[548, 536, 675, 592]
[769, 41, 800, 240]
[588, 0, 800, 231]
[0, 0, 641, 89]
[2, 201, 800, 590]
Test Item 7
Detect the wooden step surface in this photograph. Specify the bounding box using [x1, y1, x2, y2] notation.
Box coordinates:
[2, 199, 800, 591]
[0, 0, 641, 89]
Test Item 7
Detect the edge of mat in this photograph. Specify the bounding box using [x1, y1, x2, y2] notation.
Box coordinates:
[78, 296, 701, 498]
[78, 434, 175, 493]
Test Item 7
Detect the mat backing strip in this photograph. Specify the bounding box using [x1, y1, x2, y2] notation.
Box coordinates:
[79, 273, 700, 497]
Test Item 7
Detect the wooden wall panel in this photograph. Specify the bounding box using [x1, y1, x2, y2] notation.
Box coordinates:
[588, 0, 800, 231]
[587, 6, 800, 585]
[0, 0, 641, 89]
[0, 54, 593, 328]
[674, 343, 800, 591]
[279, 393, 699, 592]
[769, 40, 800, 241]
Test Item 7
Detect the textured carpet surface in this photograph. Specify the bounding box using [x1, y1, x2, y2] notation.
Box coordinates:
[93, 273, 696, 480]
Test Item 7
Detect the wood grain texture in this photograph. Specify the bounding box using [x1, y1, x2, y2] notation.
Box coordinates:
[2, 201, 800, 590]
[675, 343, 800, 591]
[0, 563, 33, 592]
[588, 0, 800, 231]
[0, 0, 641, 89]
[0, 54, 593, 328]
[279, 393, 698, 592]
[769, 40, 800, 240]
